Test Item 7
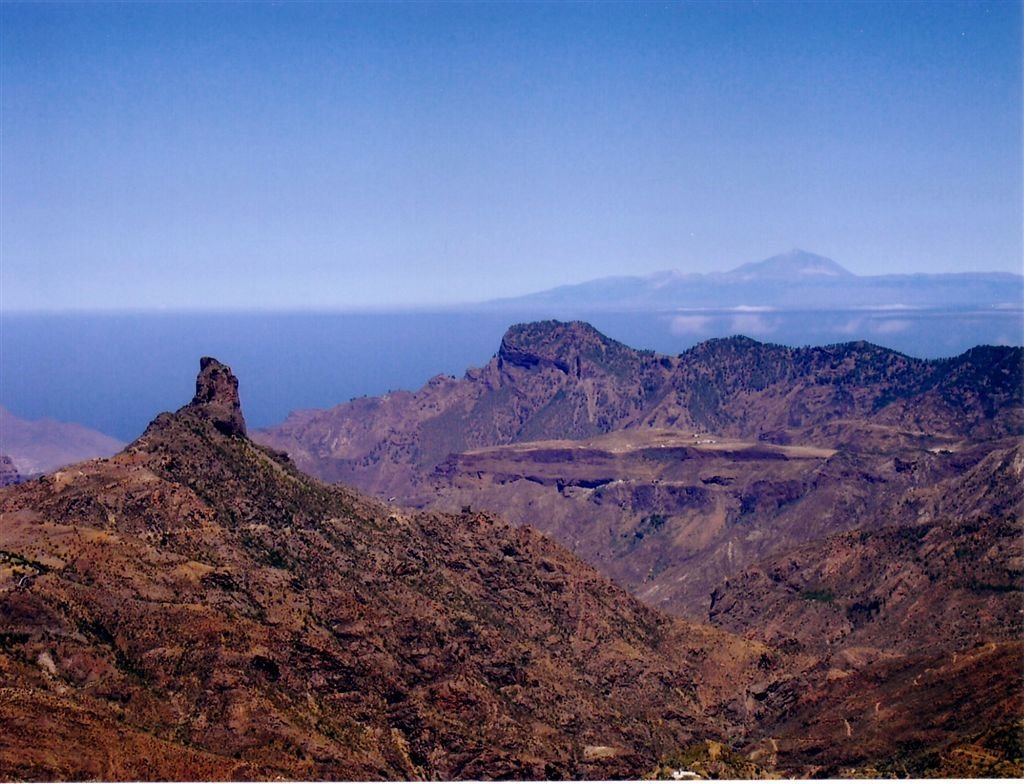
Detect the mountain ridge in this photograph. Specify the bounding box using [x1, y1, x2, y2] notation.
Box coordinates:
[256, 322, 1023, 498]
[254, 321, 1023, 623]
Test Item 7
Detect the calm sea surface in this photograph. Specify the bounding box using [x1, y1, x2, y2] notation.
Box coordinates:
[3, 308, 1020, 441]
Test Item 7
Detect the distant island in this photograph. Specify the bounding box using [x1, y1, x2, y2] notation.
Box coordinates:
[487, 249, 1023, 312]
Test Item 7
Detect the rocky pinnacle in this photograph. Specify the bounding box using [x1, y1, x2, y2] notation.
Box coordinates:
[189, 356, 247, 437]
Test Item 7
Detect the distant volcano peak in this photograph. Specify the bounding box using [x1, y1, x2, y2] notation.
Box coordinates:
[728, 249, 854, 280]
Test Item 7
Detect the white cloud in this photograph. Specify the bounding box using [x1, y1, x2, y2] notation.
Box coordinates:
[837, 318, 865, 335]
[854, 304, 921, 311]
[731, 314, 776, 334]
[669, 315, 713, 335]
[873, 319, 911, 334]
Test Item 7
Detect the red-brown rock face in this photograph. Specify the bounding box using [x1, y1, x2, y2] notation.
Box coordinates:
[189, 356, 247, 437]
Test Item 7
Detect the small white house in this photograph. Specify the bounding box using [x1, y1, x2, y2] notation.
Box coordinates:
[670, 769, 701, 780]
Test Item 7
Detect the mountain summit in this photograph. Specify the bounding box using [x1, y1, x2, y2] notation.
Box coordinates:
[187, 356, 247, 437]
[498, 320, 633, 374]
[725, 248, 854, 280]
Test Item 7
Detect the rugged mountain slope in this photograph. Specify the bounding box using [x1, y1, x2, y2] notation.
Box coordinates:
[255, 321, 1022, 500]
[752, 640, 1023, 777]
[255, 321, 1023, 620]
[711, 509, 1023, 777]
[700, 437, 1024, 777]
[0, 358, 780, 781]
[3, 356, 1020, 779]
[415, 433, 1022, 619]
[0, 405, 124, 476]
[709, 512, 1023, 659]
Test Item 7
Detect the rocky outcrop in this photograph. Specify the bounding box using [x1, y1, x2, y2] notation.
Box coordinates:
[186, 356, 247, 437]
[496, 320, 634, 376]
[0, 455, 22, 486]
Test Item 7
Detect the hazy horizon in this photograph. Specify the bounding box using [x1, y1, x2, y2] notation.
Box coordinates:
[2, 246, 1022, 314]
[2, 1, 1021, 311]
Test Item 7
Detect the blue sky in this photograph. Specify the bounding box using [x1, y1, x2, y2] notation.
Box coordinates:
[2, 1, 1021, 310]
